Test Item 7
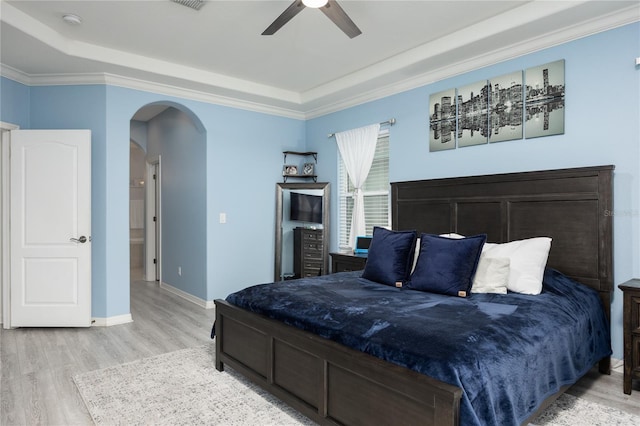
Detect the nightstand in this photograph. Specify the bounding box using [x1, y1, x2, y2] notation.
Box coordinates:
[619, 278, 640, 394]
[330, 252, 367, 273]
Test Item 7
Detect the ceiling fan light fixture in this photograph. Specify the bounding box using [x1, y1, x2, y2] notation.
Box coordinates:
[263, 0, 360, 38]
[302, 0, 328, 8]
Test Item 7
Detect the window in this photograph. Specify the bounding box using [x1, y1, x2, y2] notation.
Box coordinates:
[338, 131, 390, 249]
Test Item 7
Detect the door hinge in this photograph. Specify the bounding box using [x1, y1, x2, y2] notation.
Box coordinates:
[153, 174, 156, 179]
[153, 216, 156, 222]
[153, 258, 157, 264]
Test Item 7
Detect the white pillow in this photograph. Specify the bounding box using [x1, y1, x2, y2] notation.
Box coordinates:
[482, 237, 552, 295]
[471, 257, 510, 294]
[410, 237, 421, 273]
[439, 233, 509, 294]
[439, 233, 466, 239]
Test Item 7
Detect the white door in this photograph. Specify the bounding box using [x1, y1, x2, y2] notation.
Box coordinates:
[144, 160, 160, 282]
[10, 130, 91, 327]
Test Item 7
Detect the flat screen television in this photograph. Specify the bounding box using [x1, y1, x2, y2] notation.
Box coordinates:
[290, 192, 323, 224]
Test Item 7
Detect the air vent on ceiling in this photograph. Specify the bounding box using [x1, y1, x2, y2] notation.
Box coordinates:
[171, 0, 205, 11]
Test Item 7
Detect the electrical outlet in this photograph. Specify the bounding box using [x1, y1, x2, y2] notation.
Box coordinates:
[178, 266, 182, 276]
[219, 212, 227, 224]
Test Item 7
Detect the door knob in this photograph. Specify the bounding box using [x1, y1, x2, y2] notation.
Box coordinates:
[70, 236, 88, 243]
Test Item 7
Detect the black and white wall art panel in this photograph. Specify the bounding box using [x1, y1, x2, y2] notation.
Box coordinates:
[525, 60, 565, 139]
[457, 80, 489, 148]
[489, 71, 523, 143]
[429, 89, 456, 152]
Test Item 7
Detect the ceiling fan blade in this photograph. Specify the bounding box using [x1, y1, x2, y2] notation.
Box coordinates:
[320, 0, 362, 38]
[262, 0, 306, 36]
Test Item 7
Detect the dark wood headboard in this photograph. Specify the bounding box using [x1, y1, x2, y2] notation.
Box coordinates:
[391, 165, 614, 315]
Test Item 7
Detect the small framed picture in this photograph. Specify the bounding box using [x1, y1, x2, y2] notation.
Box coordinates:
[302, 163, 315, 175]
[283, 165, 298, 176]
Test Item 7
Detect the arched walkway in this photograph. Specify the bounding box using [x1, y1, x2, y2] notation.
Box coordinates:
[129, 102, 207, 303]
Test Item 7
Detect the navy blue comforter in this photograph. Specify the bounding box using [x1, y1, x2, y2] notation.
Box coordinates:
[223, 268, 611, 425]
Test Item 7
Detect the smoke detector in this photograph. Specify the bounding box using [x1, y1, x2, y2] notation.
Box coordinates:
[62, 14, 82, 25]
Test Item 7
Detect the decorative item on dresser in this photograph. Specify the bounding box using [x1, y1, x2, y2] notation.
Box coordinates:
[294, 227, 325, 278]
[283, 164, 298, 176]
[619, 278, 640, 394]
[302, 162, 315, 176]
[330, 252, 367, 273]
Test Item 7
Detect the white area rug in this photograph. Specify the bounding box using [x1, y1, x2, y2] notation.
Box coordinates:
[73, 345, 314, 425]
[74, 345, 639, 426]
[530, 393, 639, 426]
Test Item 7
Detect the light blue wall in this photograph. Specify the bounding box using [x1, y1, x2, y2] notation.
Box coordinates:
[147, 107, 207, 299]
[104, 85, 306, 316]
[306, 22, 640, 360]
[0, 77, 30, 128]
[130, 120, 148, 151]
[203, 104, 307, 298]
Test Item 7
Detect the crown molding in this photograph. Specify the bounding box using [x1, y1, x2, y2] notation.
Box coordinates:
[0, 64, 31, 85]
[302, 0, 581, 105]
[2, 4, 637, 121]
[101, 74, 306, 120]
[304, 5, 639, 119]
[0, 2, 301, 104]
[27, 72, 109, 86]
[0, 67, 306, 120]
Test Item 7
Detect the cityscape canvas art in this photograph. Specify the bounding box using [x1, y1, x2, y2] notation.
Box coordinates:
[457, 80, 489, 148]
[429, 89, 456, 152]
[489, 71, 523, 143]
[428, 59, 565, 152]
[525, 60, 565, 139]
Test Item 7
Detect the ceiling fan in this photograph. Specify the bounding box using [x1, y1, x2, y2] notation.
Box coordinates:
[262, 0, 362, 39]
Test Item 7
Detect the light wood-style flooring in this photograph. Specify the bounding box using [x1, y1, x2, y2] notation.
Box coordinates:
[1, 274, 215, 425]
[1, 274, 639, 425]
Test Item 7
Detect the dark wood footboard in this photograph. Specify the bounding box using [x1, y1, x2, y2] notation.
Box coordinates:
[215, 299, 462, 426]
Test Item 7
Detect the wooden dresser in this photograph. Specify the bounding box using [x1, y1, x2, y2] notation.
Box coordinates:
[293, 227, 325, 278]
[619, 278, 640, 394]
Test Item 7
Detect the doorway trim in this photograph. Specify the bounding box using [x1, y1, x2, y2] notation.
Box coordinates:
[145, 157, 161, 283]
[1, 121, 20, 328]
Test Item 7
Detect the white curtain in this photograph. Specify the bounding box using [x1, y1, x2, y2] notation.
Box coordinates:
[335, 123, 380, 249]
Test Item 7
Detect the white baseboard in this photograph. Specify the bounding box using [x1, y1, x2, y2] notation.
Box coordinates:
[92, 314, 134, 327]
[160, 281, 214, 309]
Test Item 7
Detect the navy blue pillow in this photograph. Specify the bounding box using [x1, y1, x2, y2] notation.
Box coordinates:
[407, 234, 486, 297]
[362, 227, 417, 287]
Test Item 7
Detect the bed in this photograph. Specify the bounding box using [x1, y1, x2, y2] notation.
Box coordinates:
[213, 165, 614, 425]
